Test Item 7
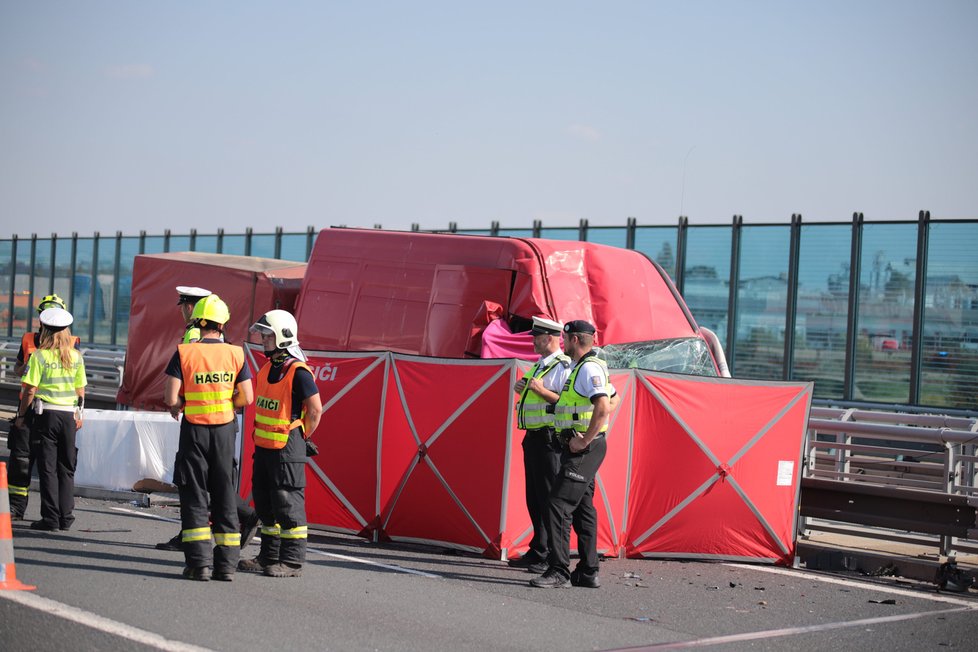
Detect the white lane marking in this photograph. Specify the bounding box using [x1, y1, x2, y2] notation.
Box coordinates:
[0, 591, 213, 652]
[111, 506, 180, 523]
[111, 507, 439, 576]
[308, 548, 442, 579]
[629, 606, 974, 649]
[726, 563, 978, 608]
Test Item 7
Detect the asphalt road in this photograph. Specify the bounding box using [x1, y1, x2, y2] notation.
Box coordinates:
[2, 493, 976, 652]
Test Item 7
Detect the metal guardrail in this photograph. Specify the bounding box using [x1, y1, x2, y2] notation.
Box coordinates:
[0, 337, 125, 403]
[801, 406, 978, 557]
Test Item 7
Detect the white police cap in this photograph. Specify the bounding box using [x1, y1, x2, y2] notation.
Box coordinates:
[39, 307, 73, 330]
[175, 286, 212, 305]
[530, 316, 563, 336]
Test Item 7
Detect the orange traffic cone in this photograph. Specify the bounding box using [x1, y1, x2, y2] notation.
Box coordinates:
[0, 461, 36, 591]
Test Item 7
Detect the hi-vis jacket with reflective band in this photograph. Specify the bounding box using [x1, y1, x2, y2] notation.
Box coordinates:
[517, 353, 571, 430]
[23, 348, 86, 406]
[182, 324, 201, 344]
[178, 342, 244, 425]
[554, 353, 609, 434]
[253, 360, 310, 449]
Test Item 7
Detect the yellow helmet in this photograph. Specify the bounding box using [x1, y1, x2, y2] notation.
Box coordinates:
[190, 294, 230, 327]
[37, 294, 67, 313]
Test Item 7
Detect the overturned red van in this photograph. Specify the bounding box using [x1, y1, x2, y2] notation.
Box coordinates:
[294, 228, 725, 375]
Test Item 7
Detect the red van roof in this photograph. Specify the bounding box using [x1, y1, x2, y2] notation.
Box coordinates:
[295, 228, 699, 357]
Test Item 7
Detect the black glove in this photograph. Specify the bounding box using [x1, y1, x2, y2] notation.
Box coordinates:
[305, 439, 320, 458]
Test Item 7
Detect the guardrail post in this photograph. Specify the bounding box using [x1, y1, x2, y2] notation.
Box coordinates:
[941, 441, 956, 556]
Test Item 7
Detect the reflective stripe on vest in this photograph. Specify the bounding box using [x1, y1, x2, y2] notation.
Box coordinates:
[253, 360, 309, 449]
[30, 348, 83, 405]
[178, 343, 244, 425]
[554, 354, 609, 434]
[517, 354, 570, 430]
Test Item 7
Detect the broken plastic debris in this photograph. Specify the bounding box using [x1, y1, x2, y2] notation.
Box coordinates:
[868, 599, 897, 605]
[623, 572, 642, 579]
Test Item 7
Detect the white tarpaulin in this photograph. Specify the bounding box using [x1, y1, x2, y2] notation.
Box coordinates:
[74, 409, 241, 492]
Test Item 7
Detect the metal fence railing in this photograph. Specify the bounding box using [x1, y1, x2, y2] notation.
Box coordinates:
[1, 212, 976, 412]
[801, 406, 978, 557]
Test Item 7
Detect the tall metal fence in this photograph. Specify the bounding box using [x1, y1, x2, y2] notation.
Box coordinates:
[2, 212, 976, 412]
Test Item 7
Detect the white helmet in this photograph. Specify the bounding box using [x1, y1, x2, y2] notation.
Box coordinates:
[251, 309, 306, 360]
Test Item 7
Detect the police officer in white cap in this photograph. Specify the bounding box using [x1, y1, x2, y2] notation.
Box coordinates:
[175, 286, 212, 344]
[531, 319, 616, 589]
[14, 307, 87, 531]
[508, 316, 571, 574]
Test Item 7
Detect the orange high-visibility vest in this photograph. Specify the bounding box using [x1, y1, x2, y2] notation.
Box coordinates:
[20, 332, 81, 359]
[253, 360, 310, 449]
[178, 343, 244, 425]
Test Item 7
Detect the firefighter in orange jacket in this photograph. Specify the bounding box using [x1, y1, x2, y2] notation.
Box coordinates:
[8, 294, 74, 519]
[163, 294, 253, 582]
[238, 309, 322, 578]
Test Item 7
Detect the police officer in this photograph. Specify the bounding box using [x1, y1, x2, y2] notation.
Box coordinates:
[14, 307, 86, 531]
[163, 294, 253, 581]
[238, 310, 322, 578]
[530, 320, 614, 589]
[8, 294, 73, 519]
[176, 286, 212, 344]
[508, 316, 571, 574]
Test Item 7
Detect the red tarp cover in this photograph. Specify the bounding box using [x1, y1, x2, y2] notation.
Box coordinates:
[117, 252, 305, 410]
[295, 229, 700, 357]
[239, 346, 811, 564]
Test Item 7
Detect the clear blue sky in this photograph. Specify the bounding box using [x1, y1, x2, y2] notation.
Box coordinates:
[2, 1, 976, 237]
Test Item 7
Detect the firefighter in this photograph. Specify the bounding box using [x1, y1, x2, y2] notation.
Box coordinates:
[14, 306, 86, 531]
[157, 286, 260, 552]
[508, 316, 571, 574]
[163, 294, 253, 581]
[531, 320, 615, 589]
[238, 309, 322, 578]
[8, 294, 74, 520]
[175, 286, 212, 344]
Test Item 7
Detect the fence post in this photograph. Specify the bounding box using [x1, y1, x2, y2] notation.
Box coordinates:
[909, 210, 930, 405]
[578, 218, 589, 242]
[783, 214, 802, 381]
[27, 234, 37, 333]
[675, 216, 688, 295]
[725, 215, 742, 370]
[843, 213, 864, 401]
[111, 231, 122, 345]
[5, 234, 17, 338]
